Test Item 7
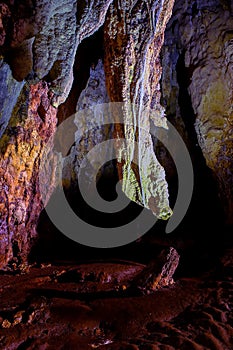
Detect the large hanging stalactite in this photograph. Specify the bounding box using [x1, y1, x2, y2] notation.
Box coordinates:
[104, 0, 174, 219]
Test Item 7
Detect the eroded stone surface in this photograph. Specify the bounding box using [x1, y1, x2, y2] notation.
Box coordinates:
[104, 0, 174, 219]
[63, 59, 112, 189]
[0, 0, 113, 105]
[131, 247, 180, 294]
[0, 2, 10, 47]
[0, 1, 114, 269]
[0, 82, 57, 269]
[161, 0, 233, 224]
[0, 61, 24, 138]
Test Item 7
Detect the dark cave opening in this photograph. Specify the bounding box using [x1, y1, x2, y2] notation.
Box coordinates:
[30, 35, 226, 278]
[171, 51, 226, 275]
[30, 28, 149, 266]
[31, 154, 156, 265]
[152, 48, 228, 277]
[175, 51, 224, 230]
[57, 26, 105, 125]
[1, 3, 233, 349]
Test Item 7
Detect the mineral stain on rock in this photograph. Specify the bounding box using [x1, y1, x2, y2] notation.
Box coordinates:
[161, 0, 233, 225]
[104, 0, 174, 219]
[0, 0, 232, 349]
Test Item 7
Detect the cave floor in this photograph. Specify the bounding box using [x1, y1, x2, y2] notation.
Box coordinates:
[0, 246, 232, 350]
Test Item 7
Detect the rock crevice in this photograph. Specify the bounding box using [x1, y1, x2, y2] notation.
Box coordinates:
[161, 0, 233, 224]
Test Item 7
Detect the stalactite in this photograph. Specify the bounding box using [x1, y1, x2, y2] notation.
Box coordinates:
[104, 0, 174, 219]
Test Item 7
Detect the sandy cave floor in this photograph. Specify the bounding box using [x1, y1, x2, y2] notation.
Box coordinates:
[0, 245, 232, 350]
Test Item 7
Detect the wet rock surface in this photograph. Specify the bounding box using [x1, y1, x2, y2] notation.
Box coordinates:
[63, 59, 113, 189]
[0, 245, 232, 350]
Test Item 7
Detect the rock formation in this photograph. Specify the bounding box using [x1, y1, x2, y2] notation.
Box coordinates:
[161, 0, 233, 225]
[0, 0, 232, 269]
[0, 81, 57, 269]
[130, 247, 180, 294]
[63, 59, 112, 190]
[0, 0, 176, 268]
[0, 0, 117, 269]
[0, 1, 113, 104]
[0, 2, 232, 348]
[104, 0, 174, 220]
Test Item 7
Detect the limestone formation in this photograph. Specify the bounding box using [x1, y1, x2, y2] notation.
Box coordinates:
[131, 247, 180, 294]
[0, 61, 24, 138]
[0, 81, 57, 269]
[0, 0, 114, 268]
[161, 0, 233, 224]
[0, 0, 232, 270]
[104, 0, 174, 220]
[63, 59, 112, 190]
[0, 1, 113, 104]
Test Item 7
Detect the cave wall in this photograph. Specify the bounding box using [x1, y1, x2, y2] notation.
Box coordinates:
[0, 60, 24, 138]
[62, 59, 113, 191]
[0, 0, 232, 269]
[161, 0, 233, 225]
[0, 0, 114, 269]
[66, 0, 176, 220]
[0, 0, 175, 269]
[0, 81, 57, 268]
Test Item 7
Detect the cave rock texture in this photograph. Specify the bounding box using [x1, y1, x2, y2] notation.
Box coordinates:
[104, 0, 174, 219]
[0, 81, 57, 268]
[63, 59, 112, 189]
[161, 0, 233, 225]
[0, 0, 175, 269]
[0, 0, 232, 269]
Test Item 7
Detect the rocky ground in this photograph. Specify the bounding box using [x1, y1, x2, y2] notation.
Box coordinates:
[0, 240, 232, 350]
